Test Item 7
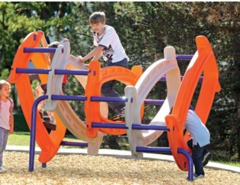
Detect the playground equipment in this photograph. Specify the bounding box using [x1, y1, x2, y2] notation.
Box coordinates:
[125, 36, 221, 174]
[8, 31, 220, 181]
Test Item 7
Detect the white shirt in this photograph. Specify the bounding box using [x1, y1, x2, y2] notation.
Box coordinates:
[0, 100, 11, 130]
[93, 25, 129, 63]
[185, 110, 210, 147]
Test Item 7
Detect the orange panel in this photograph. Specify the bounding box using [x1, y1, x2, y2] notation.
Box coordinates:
[85, 61, 143, 138]
[165, 36, 221, 171]
[8, 31, 66, 163]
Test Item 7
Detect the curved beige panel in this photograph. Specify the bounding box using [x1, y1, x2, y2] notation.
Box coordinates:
[125, 46, 181, 158]
[45, 39, 108, 154]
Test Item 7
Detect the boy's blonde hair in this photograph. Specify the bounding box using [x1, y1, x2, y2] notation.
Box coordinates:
[0, 80, 10, 90]
[89, 12, 106, 24]
[48, 41, 60, 62]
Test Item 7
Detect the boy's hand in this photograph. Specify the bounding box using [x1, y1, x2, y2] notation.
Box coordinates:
[77, 56, 84, 63]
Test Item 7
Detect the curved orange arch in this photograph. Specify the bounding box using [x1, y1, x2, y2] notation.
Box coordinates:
[165, 36, 221, 171]
[8, 31, 66, 163]
[85, 61, 142, 138]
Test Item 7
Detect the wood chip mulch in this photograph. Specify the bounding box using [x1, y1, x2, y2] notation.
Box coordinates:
[0, 152, 239, 185]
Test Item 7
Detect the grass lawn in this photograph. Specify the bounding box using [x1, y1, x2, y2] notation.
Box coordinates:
[7, 132, 81, 146]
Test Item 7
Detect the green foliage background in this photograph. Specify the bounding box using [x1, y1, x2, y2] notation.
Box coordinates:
[1, 2, 240, 161]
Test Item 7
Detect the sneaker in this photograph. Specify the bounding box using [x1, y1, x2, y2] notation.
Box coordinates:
[0, 166, 7, 173]
[112, 109, 125, 121]
[193, 173, 204, 180]
[202, 150, 211, 166]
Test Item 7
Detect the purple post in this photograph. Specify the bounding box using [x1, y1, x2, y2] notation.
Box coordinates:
[16, 68, 50, 74]
[60, 141, 88, 147]
[24, 47, 56, 53]
[51, 95, 87, 101]
[29, 95, 48, 172]
[136, 146, 194, 181]
[92, 122, 128, 129]
[90, 96, 127, 103]
[144, 99, 164, 105]
[176, 55, 193, 60]
[132, 124, 169, 131]
[55, 69, 89, 76]
[177, 148, 194, 181]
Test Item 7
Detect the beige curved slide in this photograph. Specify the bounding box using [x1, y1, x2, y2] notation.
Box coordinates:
[44, 39, 108, 154]
[125, 46, 181, 158]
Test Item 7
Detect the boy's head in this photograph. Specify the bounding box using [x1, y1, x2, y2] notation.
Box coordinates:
[89, 12, 106, 24]
[48, 41, 60, 62]
[89, 12, 106, 34]
[0, 80, 11, 98]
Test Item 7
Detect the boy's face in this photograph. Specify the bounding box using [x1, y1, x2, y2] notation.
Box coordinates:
[0, 84, 11, 98]
[90, 22, 105, 34]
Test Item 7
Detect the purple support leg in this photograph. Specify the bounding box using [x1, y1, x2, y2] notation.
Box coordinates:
[29, 95, 48, 172]
[177, 148, 194, 181]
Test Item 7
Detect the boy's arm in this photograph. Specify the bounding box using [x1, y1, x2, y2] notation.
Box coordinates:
[79, 46, 104, 63]
[9, 114, 14, 134]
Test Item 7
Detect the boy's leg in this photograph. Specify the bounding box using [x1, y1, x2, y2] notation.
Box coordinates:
[101, 58, 128, 113]
[202, 148, 211, 166]
[188, 139, 211, 167]
[192, 143, 205, 176]
[101, 80, 125, 111]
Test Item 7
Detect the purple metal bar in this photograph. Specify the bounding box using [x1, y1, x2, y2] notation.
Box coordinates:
[16, 68, 89, 76]
[24, 47, 56, 53]
[91, 122, 128, 129]
[144, 99, 164, 105]
[29, 95, 48, 172]
[136, 146, 171, 153]
[136, 146, 193, 181]
[178, 148, 194, 181]
[55, 69, 89, 76]
[90, 96, 127, 103]
[51, 95, 87, 101]
[16, 68, 50, 74]
[132, 124, 169, 131]
[176, 55, 193, 60]
[60, 141, 88, 147]
[160, 75, 203, 82]
[91, 96, 165, 106]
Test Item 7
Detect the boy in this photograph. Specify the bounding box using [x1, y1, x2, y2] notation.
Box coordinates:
[78, 11, 129, 121]
[0, 80, 14, 173]
[185, 109, 211, 179]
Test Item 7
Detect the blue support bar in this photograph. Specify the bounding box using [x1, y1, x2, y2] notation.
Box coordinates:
[178, 148, 194, 181]
[29, 95, 48, 172]
[60, 141, 88, 147]
[159, 75, 203, 82]
[91, 96, 127, 103]
[132, 124, 170, 131]
[176, 55, 193, 60]
[51, 95, 87, 101]
[92, 122, 128, 129]
[136, 146, 171, 153]
[90, 96, 164, 106]
[16, 68, 89, 76]
[144, 99, 164, 105]
[24, 47, 56, 53]
[16, 68, 50, 74]
[136, 146, 194, 181]
[55, 69, 89, 76]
